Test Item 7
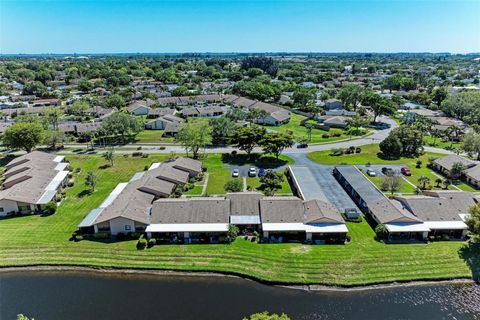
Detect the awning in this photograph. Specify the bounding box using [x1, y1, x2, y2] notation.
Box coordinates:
[423, 221, 468, 230]
[146, 223, 229, 233]
[262, 223, 306, 232]
[385, 222, 430, 233]
[78, 208, 104, 227]
[304, 223, 349, 233]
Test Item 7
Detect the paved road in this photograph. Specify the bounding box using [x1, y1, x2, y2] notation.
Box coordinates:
[2, 116, 455, 156]
[288, 153, 361, 213]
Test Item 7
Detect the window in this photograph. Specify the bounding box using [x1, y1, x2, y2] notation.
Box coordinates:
[0, 208, 4, 212]
[125, 225, 131, 231]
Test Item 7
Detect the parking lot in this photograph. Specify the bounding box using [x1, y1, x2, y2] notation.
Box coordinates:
[288, 154, 360, 213]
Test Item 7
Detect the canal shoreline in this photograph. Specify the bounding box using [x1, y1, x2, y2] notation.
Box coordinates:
[0, 265, 476, 292]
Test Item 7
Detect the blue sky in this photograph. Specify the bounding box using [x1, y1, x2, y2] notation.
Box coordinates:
[1, 0, 479, 54]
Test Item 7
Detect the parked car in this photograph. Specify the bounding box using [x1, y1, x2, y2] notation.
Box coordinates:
[366, 169, 376, 177]
[258, 168, 266, 177]
[381, 167, 394, 176]
[232, 169, 239, 177]
[401, 166, 412, 176]
[297, 143, 308, 148]
[248, 167, 257, 177]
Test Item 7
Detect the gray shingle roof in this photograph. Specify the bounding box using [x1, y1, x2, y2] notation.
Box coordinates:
[433, 155, 476, 172]
[150, 198, 230, 224]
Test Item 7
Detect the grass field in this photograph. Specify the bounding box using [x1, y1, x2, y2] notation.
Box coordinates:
[0, 151, 477, 286]
[134, 130, 176, 144]
[266, 113, 368, 144]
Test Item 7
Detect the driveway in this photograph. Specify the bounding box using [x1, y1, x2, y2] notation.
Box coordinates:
[288, 153, 360, 213]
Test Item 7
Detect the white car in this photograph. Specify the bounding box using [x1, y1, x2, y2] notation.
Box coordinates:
[366, 169, 376, 177]
[232, 169, 239, 177]
[248, 167, 257, 177]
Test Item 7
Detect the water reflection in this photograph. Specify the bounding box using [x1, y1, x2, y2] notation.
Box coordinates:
[0, 271, 479, 320]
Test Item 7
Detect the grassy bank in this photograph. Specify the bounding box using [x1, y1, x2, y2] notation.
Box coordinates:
[0, 152, 477, 286]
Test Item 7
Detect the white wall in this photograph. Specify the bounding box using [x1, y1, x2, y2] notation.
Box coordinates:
[109, 217, 136, 235]
[0, 199, 19, 216]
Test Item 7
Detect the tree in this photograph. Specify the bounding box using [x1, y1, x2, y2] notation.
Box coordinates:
[78, 78, 93, 92]
[103, 149, 115, 167]
[466, 203, 480, 235]
[461, 132, 480, 160]
[388, 125, 424, 156]
[43, 107, 63, 130]
[292, 87, 316, 111]
[176, 119, 212, 159]
[450, 162, 465, 180]
[375, 224, 388, 240]
[85, 171, 97, 192]
[243, 312, 290, 320]
[17, 315, 35, 320]
[345, 114, 369, 133]
[209, 116, 236, 145]
[104, 93, 126, 110]
[3, 122, 44, 152]
[22, 81, 47, 96]
[231, 125, 266, 155]
[224, 179, 243, 192]
[101, 112, 143, 142]
[69, 99, 90, 117]
[440, 91, 480, 124]
[337, 84, 364, 111]
[259, 170, 284, 195]
[379, 134, 403, 159]
[240, 56, 278, 77]
[435, 178, 443, 188]
[417, 175, 431, 190]
[365, 95, 397, 123]
[259, 132, 294, 159]
[44, 129, 66, 149]
[225, 107, 246, 122]
[246, 108, 268, 126]
[380, 175, 403, 195]
[431, 87, 448, 106]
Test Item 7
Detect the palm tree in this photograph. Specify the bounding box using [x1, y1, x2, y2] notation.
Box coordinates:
[417, 175, 430, 190]
[103, 149, 115, 167]
[434, 178, 442, 188]
[443, 179, 451, 190]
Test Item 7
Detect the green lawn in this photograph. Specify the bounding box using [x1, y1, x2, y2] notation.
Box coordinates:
[362, 173, 417, 194]
[0, 152, 477, 286]
[134, 130, 176, 144]
[266, 113, 369, 144]
[424, 136, 461, 151]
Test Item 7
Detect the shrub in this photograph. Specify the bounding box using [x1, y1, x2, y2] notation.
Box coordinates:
[227, 224, 239, 243]
[132, 152, 143, 157]
[116, 232, 126, 241]
[322, 133, 330, 138]
[93, 233, 109, 240]
[159, 146, 166, 150]
[137, 146, 142, 150]
[416, 160, 422, 168]
[142, 153, 149, 158]
[147, 238, 157, 248]
[330, 148, 344, 156]
[67, 179, 74, 187]
[74, 235, 83, 242]
[332, 132, 342, 137]
[231, 150, 237, 156]
[224, 179, 243, 192]
[74, 167, 81, 173]
[355, 147, 362, 153]
[42, 201, 57, 215]
[441, 234, 450, 241]
[183, 183, 194, 191]
[144, 165, 149, 171]
[345, 233, 352, 242]
[375, 224, 388, 240]
[137, 238, 147, 250]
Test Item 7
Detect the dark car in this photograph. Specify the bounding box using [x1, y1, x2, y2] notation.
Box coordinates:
[297, 143, 308, 149]
[381, 167, 394, 176]
[258, 168, 266, 177]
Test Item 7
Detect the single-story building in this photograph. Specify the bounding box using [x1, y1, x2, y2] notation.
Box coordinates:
[432, 154, 477, 178]
[0, 151, 69, 216]
[145, 114, 184, 131]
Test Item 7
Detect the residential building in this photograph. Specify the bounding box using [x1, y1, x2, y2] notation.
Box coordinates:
[0, 152, 69, 216]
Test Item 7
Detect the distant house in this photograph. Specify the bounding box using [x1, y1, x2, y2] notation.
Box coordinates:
[0, 152, 69, 216]
[465, 166, 480, 189]
[127, 102, 152, 116]
[324, 99, 343, 110]
[317, 115, 349, 129]
[145, 114, 184, 132]
[147, 108, 176, 119]
[31, 98, 61, 107]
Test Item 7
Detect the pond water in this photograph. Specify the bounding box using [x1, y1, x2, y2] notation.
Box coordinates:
[1, 271, 479, 320]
